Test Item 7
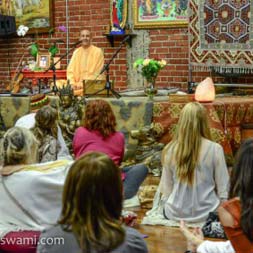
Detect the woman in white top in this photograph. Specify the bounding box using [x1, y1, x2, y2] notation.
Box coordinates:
[0, 127, 72, 241]
[159, 102, 229, 222]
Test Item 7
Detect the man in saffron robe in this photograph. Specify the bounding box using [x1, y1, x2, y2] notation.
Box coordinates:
[67, 29, 105, 92]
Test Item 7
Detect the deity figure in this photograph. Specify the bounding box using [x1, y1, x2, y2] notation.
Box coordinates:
[110, 0, 126, 34]
[58, 84, 84, 152]
[141, 0, 157, 16]
[175, 0, 188, 15]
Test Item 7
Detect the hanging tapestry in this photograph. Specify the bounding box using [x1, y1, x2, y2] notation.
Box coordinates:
[189, 0, 253, 74]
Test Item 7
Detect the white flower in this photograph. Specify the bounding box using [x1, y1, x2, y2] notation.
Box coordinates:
[143, 59, 151, 66]
[159, 59, 167, 67]
[17, 25, 29, 37]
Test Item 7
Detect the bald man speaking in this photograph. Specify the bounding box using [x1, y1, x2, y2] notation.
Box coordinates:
[67, 29, 105, 94]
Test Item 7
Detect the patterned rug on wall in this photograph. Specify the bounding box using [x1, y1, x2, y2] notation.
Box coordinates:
[189, 0, 253, 74]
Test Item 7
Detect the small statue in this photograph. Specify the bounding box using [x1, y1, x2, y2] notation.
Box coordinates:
[130, 124, 164, 176]
[58, 84, 85, 152]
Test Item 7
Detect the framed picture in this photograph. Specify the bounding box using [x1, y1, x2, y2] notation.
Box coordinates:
[133, 0, 188, 29]
[110, 0, 128, 32]
[0, 0, 53, 34]
[37, 53, 51, 69]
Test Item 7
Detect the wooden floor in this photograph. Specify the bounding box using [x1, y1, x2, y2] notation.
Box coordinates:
[125, 174, 187, 253]
[129, 206, 187, 253]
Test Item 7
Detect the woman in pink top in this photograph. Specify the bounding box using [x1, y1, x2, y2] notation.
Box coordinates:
[73, 99, 148, 199]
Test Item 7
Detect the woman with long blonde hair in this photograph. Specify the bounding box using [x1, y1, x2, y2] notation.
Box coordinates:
[157, 102, 229, 222]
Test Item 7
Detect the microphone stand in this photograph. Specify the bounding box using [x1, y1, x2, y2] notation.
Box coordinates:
[44, 41, 81, 95]
[87, 36, 130, 99]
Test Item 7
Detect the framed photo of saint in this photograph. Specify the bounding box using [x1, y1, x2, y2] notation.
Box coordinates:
[110, 0, 128, 34]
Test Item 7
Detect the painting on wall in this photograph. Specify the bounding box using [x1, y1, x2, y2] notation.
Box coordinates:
[133, 0, 188, 28]
[0, 0, 53, 34]
[110, 0, 128, 34]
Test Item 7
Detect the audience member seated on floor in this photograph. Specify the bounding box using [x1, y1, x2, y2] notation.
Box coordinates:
[15, 100, 70, 161]
[37, 152, 148, 253]
[31, 105, 71, 162]
[180, 138, 253, 253]
[73, 99, 148, 201]
[147, 102, 229, 223]
[0, 127, 72, 252]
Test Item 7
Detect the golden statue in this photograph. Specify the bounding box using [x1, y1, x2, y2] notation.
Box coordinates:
[58, 84, 85, 152]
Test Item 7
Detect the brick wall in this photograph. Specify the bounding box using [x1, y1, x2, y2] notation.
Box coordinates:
[1, 0, 250, 92]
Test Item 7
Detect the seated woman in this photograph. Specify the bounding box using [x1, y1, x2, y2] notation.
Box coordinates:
[0, 127, 72, 252]
[147, 102, 229, 222]
[37, 152, 148, 253]
[31, 105, 70, 162]
[15, 104, 71, 162]
[73, 99, 148, 200]
[181, 138, 253, 253]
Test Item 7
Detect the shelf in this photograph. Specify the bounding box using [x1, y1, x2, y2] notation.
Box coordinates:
[103, 33, 136, 47]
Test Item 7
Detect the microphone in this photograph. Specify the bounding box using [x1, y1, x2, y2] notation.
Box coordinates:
[72, 40, 83, 46]
[99, 35, 131, 75]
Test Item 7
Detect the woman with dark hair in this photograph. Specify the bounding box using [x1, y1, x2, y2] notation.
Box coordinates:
[180, 138, 253, 253]
[73, 99, 148, 200]
[37, 152, 148, 253]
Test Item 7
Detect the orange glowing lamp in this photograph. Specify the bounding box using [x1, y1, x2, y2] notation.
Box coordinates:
[195, 77, 216, 102]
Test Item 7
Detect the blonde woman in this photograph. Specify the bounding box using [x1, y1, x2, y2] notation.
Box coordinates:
[152, 102, 229, 222]
[0, 127, 72, 252]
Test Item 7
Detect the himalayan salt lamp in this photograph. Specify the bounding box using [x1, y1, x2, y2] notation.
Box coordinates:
[195, 77, 215, 102]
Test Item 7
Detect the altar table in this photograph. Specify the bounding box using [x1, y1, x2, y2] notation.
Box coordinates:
[21, 70, 66, 86]
[153, 96, 253, 165]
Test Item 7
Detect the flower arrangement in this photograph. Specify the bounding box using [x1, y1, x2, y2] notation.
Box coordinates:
[17, 25, 67, 60]
[133, 58, 167, 84]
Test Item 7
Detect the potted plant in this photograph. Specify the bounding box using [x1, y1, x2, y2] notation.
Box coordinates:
[134, 58, 167, 98]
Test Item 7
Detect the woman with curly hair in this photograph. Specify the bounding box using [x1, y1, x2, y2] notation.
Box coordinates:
[73, 99, 148, 200]
[15, 104, 70, 162]
[31, 105, 59, 162]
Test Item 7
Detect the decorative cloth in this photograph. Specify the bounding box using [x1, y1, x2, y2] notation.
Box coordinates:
[153, 97, 253, 165]
[0, 96, 30, 129]
[189, 0, 253, 73]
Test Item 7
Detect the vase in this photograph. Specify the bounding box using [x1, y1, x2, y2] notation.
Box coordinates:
[144, 78, 157, 99]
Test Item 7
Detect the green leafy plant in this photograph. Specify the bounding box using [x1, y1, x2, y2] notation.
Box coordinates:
[133, 58, 167, 83]
[29, 25, 67, 59]
[48, 28, 59, 57]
